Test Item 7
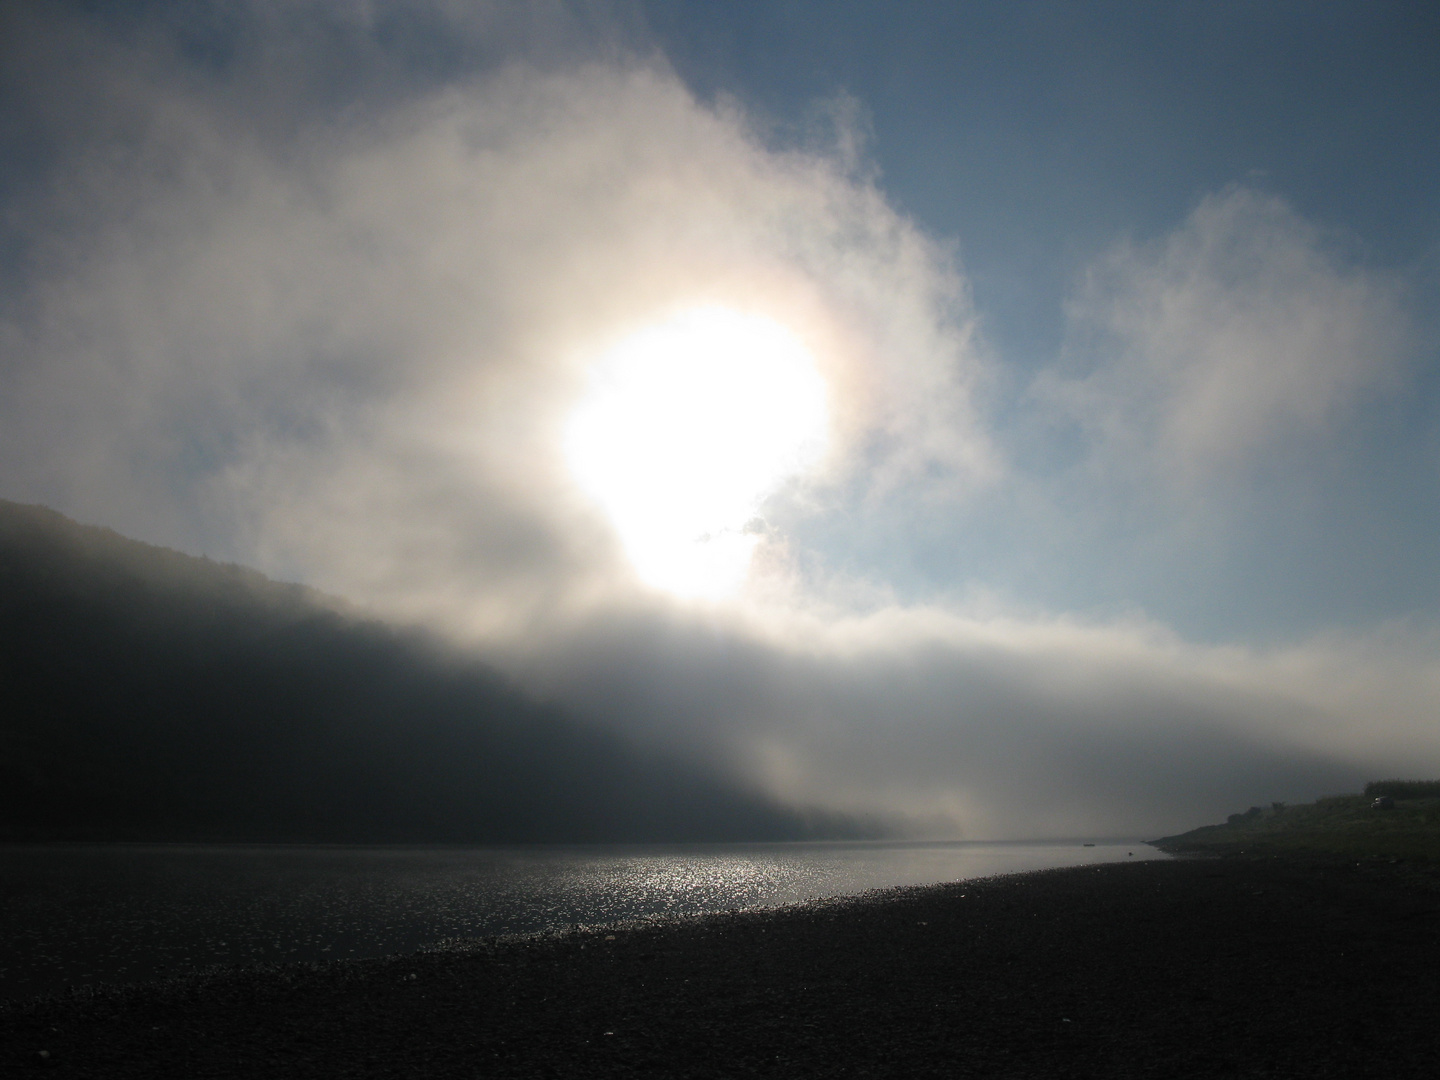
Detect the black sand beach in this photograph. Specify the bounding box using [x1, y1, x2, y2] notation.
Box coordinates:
[5, 855, 1440, 1077]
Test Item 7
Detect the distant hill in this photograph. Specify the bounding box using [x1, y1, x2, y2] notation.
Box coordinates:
[1153, 784, 1440, 861]
[0, 500, 869, 843]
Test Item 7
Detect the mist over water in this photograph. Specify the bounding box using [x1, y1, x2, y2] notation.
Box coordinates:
[0, 841, 1164, 1000]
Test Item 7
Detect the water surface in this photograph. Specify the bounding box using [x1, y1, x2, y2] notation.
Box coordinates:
[0, 840, 1164, 1000]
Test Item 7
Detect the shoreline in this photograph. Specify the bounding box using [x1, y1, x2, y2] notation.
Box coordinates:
[0, 839, 1159, 1000]
[7, 855, 1440, 1077]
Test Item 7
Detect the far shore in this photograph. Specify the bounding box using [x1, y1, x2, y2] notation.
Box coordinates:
[6, 853, 1440, 1077]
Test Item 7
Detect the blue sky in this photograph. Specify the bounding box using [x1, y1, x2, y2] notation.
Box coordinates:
[2, 1, 1438, 835]
[650, 2, 1440, 349]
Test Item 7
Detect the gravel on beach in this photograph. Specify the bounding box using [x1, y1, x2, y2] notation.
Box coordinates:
[5, 855, 1440, 1078]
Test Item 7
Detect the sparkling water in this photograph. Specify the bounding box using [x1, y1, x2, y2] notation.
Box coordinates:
[0, 840, 1165, 1000]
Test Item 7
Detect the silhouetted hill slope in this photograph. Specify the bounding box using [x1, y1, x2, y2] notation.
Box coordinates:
[0, 500, 862, 843]
[1153, 788, 1440, 861]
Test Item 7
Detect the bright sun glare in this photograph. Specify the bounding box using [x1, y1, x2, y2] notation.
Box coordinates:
[564, 306, 829, 599]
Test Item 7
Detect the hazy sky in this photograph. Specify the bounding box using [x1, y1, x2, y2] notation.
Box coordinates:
[2, 0, 1438, 837]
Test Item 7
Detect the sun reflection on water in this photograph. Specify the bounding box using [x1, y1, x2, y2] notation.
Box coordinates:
[0, 841, 1164, 998]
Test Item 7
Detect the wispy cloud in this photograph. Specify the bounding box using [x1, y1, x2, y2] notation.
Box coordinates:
[1042, 186, 1409, 480]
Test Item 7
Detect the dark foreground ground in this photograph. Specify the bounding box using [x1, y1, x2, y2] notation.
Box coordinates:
[5, 856, 1440, 1078]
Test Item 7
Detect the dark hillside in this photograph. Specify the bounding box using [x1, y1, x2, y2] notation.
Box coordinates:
[0, 500, 859, 843]
[1153, 788, 1440, 860]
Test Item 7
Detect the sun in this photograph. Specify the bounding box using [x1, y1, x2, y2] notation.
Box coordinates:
[563, 306, 829, 599]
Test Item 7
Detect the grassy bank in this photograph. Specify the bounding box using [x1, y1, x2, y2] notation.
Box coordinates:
[1154, 782, 1440, 860]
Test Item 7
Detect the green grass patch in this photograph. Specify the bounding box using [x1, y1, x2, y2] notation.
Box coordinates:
[1153, 790, 1440, 861]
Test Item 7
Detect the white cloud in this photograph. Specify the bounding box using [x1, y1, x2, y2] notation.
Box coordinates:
[1043, 186, 1409, 479]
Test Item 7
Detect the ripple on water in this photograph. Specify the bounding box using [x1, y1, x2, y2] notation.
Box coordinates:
[0, 840, 1164, 999]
